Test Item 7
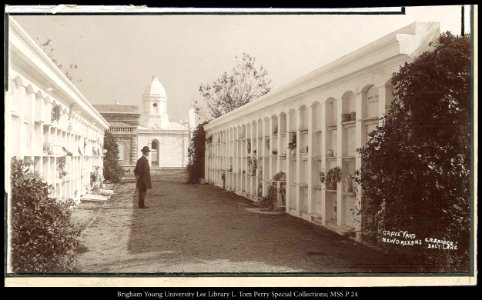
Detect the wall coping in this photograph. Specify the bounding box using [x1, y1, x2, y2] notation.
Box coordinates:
[8, 17, 109, 130]
[204, 22, 440, 131]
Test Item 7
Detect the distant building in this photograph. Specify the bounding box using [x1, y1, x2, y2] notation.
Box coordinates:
[95, 76, 196, 169]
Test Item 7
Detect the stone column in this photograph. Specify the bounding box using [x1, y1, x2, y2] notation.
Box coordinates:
[295, 108, 302, 216]
[131, 135, 138, 165]
[285, 112, 291, 213]
[355, 92, 364, 233]
[336, 97, 344, 227]
[307, 105, 314, 215]
[320, 101, 327, 225]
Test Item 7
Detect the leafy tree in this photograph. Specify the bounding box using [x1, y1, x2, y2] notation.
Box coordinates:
[194, 53, 272, 121]
[356, 32, 471, 271]
[10, 159, 80, 273]
[103, 130, 124, 183]
[186, 123, 207, 183]
[38, 38, 81, 83]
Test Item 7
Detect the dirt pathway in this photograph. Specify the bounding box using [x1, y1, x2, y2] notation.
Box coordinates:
[76, 181, 416, 273]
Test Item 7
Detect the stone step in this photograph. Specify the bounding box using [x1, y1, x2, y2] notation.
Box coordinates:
[80, 194, 110, 202]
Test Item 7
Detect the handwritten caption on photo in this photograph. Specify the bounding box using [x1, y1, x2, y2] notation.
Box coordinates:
[381, 230, 458, 250]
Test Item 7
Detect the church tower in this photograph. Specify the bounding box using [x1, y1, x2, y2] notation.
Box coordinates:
[140, 76, 169, 129]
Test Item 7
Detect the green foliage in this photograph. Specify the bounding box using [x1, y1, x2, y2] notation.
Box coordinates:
[186, 123, 207, 184]
[194, 53, 272, 121]
[10, 158, 80, 273]
[39, 38, 81, 83]
[356, 33, 471, 271]
[103, 130, 124, 183]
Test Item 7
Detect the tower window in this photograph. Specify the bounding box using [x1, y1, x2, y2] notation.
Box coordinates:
[153, 103, 158, 107]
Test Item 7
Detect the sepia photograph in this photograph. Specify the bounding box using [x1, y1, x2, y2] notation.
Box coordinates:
[4, 4, 477, 287]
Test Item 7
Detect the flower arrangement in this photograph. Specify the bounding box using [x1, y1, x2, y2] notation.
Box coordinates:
[62, 147, 73, 156]
[57, 157, 67, 178]
[67, 104, 74, 130]
[252, 158, 257, 176]
[288, 132, 296, 150]
[68, 104, 74, 120]
[43, 142, 51, 154]
[51, 104, 62, 123]
[319, 171, 326, 183]
[343, 175, 354, 193]
[257, 182, 263, 197]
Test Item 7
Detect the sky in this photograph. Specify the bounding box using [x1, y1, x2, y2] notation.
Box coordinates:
[12, 5, 469, 122]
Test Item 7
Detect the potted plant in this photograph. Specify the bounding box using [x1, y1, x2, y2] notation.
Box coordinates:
[326, 166, 341, 190]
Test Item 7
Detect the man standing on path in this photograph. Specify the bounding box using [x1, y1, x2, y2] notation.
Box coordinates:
[134, 146, 152, 208]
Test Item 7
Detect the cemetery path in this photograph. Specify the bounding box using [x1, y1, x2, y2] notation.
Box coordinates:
[75, 179, 417, 273]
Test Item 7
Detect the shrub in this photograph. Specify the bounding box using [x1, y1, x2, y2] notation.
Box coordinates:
[10, 158, 80, 273]
[103, 130, 124, 183]
[356, 33, 471, 271]
[186, 123, 207, 183]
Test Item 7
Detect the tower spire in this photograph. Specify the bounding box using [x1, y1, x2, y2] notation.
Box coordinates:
[139, 75, 169, 129]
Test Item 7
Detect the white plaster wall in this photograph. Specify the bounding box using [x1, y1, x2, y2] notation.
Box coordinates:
[203, 22, 441, 239]
[137, 134, 188, 167]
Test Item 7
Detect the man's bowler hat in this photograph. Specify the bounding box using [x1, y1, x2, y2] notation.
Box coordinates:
[141, 146, 151, 153]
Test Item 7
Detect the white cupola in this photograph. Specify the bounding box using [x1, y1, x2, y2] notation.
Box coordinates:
[140, 76, 169, 128]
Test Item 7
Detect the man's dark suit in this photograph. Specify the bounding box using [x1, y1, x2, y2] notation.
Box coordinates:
[134, 155, 152, 208]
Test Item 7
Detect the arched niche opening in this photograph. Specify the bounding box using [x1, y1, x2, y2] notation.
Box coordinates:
[325, 97, 337, 126]
[151, 139, 159, 166]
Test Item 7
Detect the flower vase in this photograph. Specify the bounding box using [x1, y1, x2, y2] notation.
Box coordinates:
[327, 179, 337, 191]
